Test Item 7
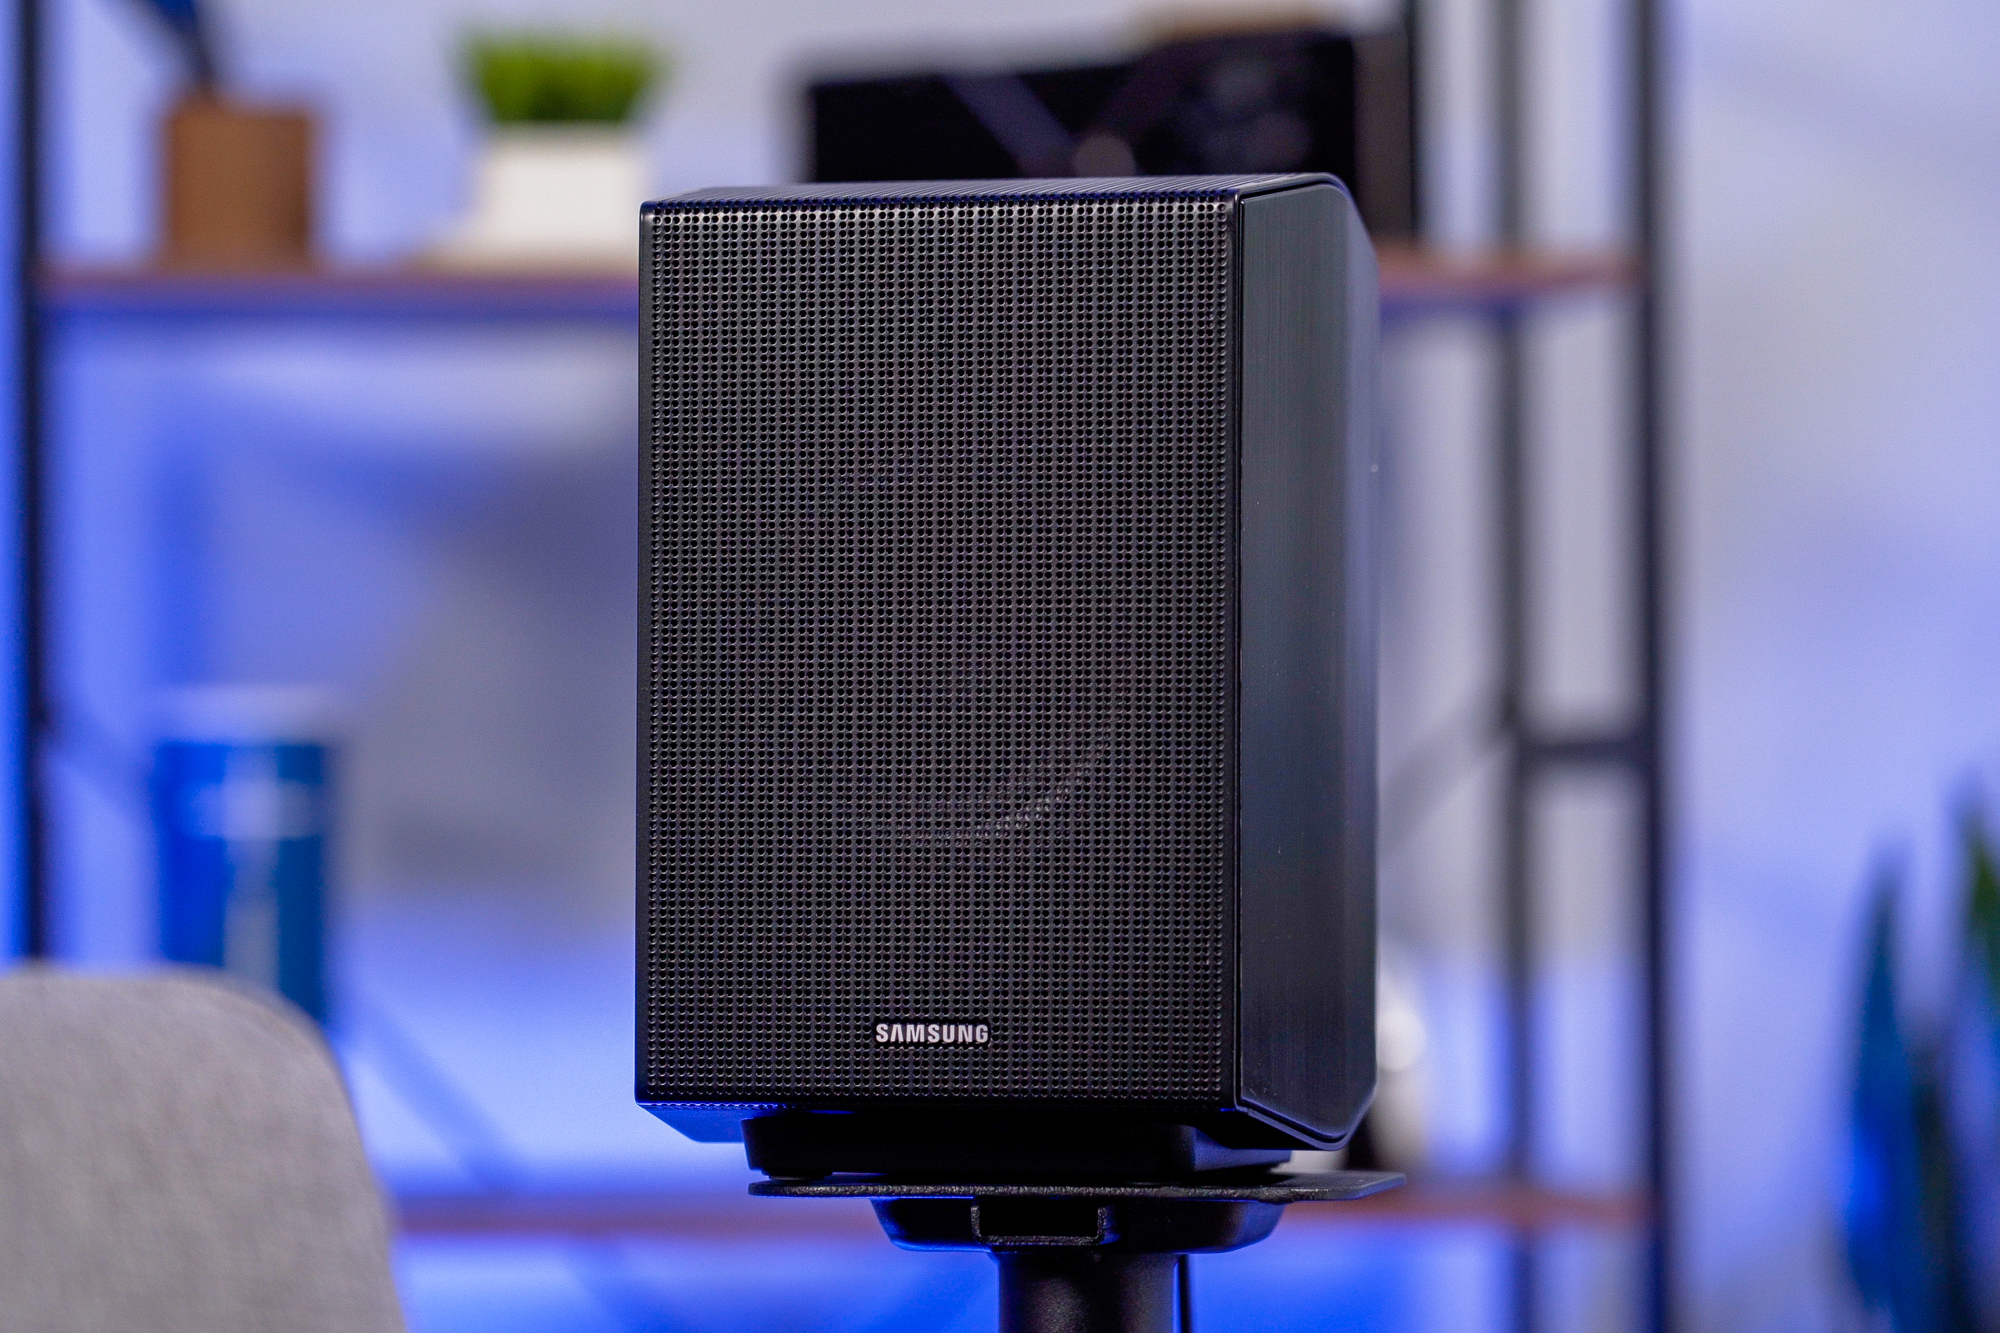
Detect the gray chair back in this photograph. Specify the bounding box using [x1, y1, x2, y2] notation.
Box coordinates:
[0, 968, 404, 1333]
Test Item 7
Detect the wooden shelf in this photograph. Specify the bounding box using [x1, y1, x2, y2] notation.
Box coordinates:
[393, 1182, 1648, 1243]
[397, 1189, 884, 1243]
[1376, 246, 1634, 320]
[41, 266, 641, 321]
[43, 250, 1629, 323]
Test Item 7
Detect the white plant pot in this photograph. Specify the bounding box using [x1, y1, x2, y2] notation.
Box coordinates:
[432, 125, 644, 271]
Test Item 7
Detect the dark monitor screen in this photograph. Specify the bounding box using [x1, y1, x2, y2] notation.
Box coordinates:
[804, 29, 1414, 238]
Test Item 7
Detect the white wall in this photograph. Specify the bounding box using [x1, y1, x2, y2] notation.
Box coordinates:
[1680, 0, 2000, 1325]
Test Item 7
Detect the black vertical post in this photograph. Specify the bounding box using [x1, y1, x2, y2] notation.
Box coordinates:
[1496, 335, 1536, 1326]
[13, 0, 47, 958]
[1497, 325, 1534, 1333]
[1492, 0, 1535, 1328]
[1402, 0, 1425, 243]
[1632, 0, 1671, 1325]
[996, 1253, 1177, 1333]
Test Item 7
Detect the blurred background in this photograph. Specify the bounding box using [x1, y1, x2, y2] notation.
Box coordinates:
[2, 0, 1998, 1330]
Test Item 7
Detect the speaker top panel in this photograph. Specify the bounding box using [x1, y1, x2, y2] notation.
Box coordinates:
[665, 173, 1334, 206]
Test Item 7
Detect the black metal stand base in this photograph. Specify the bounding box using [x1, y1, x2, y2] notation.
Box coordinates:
[753, 1169, 1403, 1333]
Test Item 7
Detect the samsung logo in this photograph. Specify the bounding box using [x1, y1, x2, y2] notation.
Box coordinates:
[876, 1022, 990, 1045]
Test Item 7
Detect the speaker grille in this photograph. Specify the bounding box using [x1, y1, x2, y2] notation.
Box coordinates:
[643, 190, 1235, 1102]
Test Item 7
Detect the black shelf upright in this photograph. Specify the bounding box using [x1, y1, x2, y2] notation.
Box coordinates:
[1490, 3, 1538, 1332]
[12, 0, 48, 959]
[1633, 0, 1672, 1324]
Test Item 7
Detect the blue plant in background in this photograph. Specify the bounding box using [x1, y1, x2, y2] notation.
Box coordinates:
[1845, 857, 1979, 1331]
[1962, 805, 2000, 1073]
[124, 0, 215, 86]
[1847, 871, 1936, 1327]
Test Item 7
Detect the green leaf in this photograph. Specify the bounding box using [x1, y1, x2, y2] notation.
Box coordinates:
[1964, 802, 2000, 1017]
[462, 31, 667, 125]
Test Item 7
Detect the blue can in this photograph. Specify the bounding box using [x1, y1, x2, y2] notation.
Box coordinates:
[155, 689, 335, 1023]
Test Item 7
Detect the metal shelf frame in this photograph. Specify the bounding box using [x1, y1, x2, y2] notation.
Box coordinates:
[12, 0, 49, 959]
[1421, 0, 1672, 1325]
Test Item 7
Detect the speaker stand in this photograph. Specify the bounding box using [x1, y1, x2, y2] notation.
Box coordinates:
[753, 1169, 1403, 1333]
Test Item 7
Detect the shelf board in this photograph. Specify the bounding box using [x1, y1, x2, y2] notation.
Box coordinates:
[393, 1182, 1647, 1243]
[396, 1189, 884, 1242]
[43, 250, 1630, 323]
[41, 266, 642, 321]
[1376, 246, 1634, 319]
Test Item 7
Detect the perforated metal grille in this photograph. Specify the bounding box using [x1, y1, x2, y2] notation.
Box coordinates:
[642, 189, 1235, 1102]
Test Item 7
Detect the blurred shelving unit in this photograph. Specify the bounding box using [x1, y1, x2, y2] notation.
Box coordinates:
[40, 249, 1631, 323]
[1477, 0, 1670, 1329]
[19, 0, 1664, 1318]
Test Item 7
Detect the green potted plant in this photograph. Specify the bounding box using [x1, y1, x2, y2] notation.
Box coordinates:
[433, 31, 666, 270]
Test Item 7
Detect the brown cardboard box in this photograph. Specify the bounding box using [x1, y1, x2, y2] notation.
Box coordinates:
[161, 95, 314, 270]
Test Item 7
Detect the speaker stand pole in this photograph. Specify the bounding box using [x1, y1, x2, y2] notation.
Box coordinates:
[755, 1169, 1402, 1333]
[997, 1250, 1177, 1333]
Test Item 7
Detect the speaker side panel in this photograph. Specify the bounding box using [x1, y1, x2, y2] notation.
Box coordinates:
[1235, 183, 1378, 1142]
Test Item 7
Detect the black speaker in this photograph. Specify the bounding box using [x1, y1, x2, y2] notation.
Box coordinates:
[639, 175, 1377, 1180]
